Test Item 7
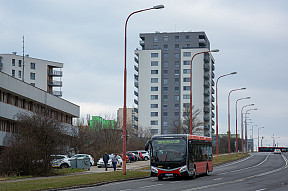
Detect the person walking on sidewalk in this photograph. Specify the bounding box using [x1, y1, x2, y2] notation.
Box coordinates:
[103, 152, 109, 171]
[112, 154, 118, 171]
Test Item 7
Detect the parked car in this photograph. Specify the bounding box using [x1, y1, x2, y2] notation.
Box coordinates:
[51, 155, 71, 169]
[274, 149, 282, 154]
[119, 154, 130, 163]
[128, 151, 144, 161]
[138, 150, 150, 161]
[71, 154, 95, 166]
[97, 154, 123, 168]
[126, 152, 136, 162]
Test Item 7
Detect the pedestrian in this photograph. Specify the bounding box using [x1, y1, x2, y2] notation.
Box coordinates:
[112, 154, 118, 171]
[103, 152, 109, 171]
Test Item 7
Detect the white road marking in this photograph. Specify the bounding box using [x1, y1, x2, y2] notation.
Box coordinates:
[255, 188, 267, 191]
[138, 183, 163, 189]
[213, 177, 223, 181]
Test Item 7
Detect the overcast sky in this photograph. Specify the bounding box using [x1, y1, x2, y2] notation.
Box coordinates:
[1, 0, 288, 147]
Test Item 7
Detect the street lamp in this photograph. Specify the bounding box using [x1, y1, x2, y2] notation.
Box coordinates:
[245, 108, 257, 153]
[123, 4, 164, 175]
[190, 49, 219, 135]
[228, 88, 246, 158]
[215, 72, 237, 161]
[241, 104, 254, 156]
[258, 127, 264, 151]
[251, 125, 258, 151]
[235, 97, 250, 156]
[271, 134, 280, 147]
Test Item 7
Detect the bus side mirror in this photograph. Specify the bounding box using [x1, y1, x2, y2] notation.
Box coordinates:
[145, 140, 150, 151]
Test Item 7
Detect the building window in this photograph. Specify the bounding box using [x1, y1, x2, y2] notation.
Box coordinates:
[151, 129, 158, 134]
[30, 62, 35, 69]
[183, 103, 190, 108]
[175, 44, 179, 50]
[183, 69, 191, 74]
[18, 71, 21, 78]
[163, 121, 168, 126]
[163, 62, 168, 67]
[151, 70, 158, 74]
[183, 60, 190, 65]
[163, 36, 168, 42]
[164, 53, 168, 59]
[151, 87, 158, 91]
[185, 35, 190, 42]
[175, 87, 179, 93]
[18, 60, 22, 67]
[151, 61, 158, 66]
[163, 104, 168, 109]
[175, 104, 179, 110]
[164, 44, 168, 50]
[183, 78, 190, 82]
[175, 95, 180, 101]
[151, 112, 158, 117]
[163, 129, 168, 134]
[163, 87, 168, 92]
[30, 72, 35, 80]
[163, 95, 168, 101]
[151, 104, 158, 108]
[153, 45, 159, 49]
[185, 44, 190, 48]
[151, 120, 158, 125]
[12, 70, 15, 77]
[175, 36, 179, 42]
[175, 112, 180, 117]
[153, 36, 158, 43]
[183, 94, 190, 99]
[175, 61, 180, 67]
[151, 95, 158, 100]
[183, 52, 191, 57]
[163, 112, 168, 117]
[163, 78, 168, 84]
[175, 53, 180, 59]
[183, 86, 190, 91]
[163, 70, 168, 75]
[175, 78, 180, 84]
[12, 59, 15, 66]
[151, 53, 158, 58]
[175, 70, 179, 75]
[151, 78, 158, 83]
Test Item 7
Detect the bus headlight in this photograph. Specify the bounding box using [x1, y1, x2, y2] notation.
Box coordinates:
[179, 165, 187, 173]
[151, 166, 158, 173]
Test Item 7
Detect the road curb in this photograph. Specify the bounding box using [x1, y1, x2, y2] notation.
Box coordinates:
[44, 176, 151, 191]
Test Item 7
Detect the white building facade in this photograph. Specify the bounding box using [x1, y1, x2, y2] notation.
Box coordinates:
[134, 32, 215, 137]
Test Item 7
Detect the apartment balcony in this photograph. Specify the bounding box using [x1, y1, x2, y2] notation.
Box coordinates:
[204, 106, 210, 113]
[134, 107, 138, 113]
[211, 80, 215, 86]
[211, 87, 215, 94]
[139, 40, 145, 46]
[204, 97, 210, 105]
[204, 72, 210, 79]
[134, 91, 138, 97]
[52, 91, 62, 97]
[204, 54, 210, 63]
[204, 81, 210, 88]
[134, 82, 138, 88]
[212, 120, 215, 126]
[211, 112, 215, 118]
[204, 88, 210, 96]
[211, 96, 215, 102]
[134, 74, 138, 81]
[133, 115, 138, 121]
[204, 63, 210, 71]
[212, 64, 215, 71]
[211, 71, 215, 79]
[134, 99, 138, 105]
[134, 65, 138, 72]
[134, 57, 139, 64]
[199, 39, 207, 46]
[204, 124, 210, 130]
[48, 80, 62, 87]
[48, 70, 63, 77]
[204, 115, 210, 122]
[211, 104, 215, 110]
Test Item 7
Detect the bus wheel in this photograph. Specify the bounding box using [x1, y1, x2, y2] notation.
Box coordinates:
[205, 165, 209, 176]
[158, 176, 163, 181]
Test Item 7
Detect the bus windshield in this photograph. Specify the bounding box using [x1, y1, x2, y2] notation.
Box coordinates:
[151, 138, 187, 162]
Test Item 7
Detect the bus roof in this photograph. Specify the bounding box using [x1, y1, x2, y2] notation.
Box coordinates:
[151, 134, 212, 142]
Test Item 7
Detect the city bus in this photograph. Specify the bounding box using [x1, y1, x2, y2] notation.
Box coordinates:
[145, 134, 212, 180]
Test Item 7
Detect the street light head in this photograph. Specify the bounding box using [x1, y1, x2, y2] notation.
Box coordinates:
[153, 4, 165, 9]
[231, 72, 237, 75]
[211, 49, 219, 52]
[246, 97, 251, 99]
[250, 104, 255, 106]
[241, 87, 246, 90]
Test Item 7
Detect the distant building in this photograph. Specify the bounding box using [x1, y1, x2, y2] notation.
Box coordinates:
[89, 116, 117, 130]
[0, 53, 63, 97]
[117, 108, 138, 129]
[134, 31, 216, 136]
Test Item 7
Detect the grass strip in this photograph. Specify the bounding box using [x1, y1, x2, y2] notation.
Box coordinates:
[0, 171, 150, 191]
[213, 153, 249, 166]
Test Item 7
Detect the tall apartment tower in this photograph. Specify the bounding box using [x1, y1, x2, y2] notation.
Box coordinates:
[0, 53, 63, 97]
[134, 31, 215, 137]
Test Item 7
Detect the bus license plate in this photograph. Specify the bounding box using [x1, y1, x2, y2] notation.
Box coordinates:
[165, 174, 173, 177]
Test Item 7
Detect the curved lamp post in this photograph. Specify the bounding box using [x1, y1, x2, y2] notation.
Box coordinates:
[235, 97, 250, 156]
[189, 49, 219, 135]
[240, 104, 254, 156]
[245, 108, 257, 153]
[123, 4, 164, 175]
[228, 88, 246, 158]
[215, 72, 237, 161]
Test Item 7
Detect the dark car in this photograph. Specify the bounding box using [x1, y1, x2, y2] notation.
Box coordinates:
[126, 152, 135, 162]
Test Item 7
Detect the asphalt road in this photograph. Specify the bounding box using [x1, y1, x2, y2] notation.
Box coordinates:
[66, 153, 288, 191]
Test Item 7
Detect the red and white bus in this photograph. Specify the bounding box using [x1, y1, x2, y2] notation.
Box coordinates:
[145, 134, 213, 180]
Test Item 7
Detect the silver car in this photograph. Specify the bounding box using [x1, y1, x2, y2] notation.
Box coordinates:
[51, 155, 71, 169]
